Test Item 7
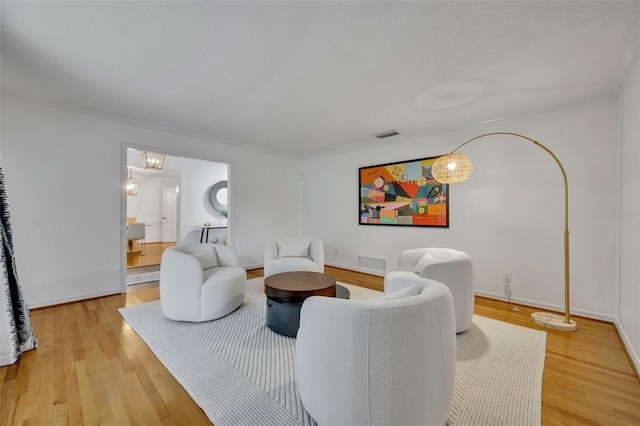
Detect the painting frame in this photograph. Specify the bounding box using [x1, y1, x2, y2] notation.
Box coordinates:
[359, 155, 449, 228]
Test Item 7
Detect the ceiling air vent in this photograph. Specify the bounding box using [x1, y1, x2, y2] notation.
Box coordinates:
[373, 129, 400, 139]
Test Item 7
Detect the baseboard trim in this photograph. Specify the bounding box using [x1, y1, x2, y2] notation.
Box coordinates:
[614, 320, 640, 382]
[474, 290, 617, 323]
[325, 261, 386, 277]
[28, 288, 121, 310]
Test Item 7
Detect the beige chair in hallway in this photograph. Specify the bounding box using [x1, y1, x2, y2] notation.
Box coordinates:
[127, 222, 146, 255]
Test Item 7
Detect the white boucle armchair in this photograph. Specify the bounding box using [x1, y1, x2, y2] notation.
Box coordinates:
[263, 237, 324, 278]
[295, 279, 456, 426]
[160, 243, 247, 322]
[385, 247, 474, 333]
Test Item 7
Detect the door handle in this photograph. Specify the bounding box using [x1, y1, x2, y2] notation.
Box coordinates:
[163, 217, 167, 219]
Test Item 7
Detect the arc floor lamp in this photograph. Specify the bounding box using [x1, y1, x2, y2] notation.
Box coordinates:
[431, 132, 577, 332]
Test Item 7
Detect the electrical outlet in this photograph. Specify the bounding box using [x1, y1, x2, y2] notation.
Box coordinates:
[503, 271, 511, 283]
[504, 282, 512, 303]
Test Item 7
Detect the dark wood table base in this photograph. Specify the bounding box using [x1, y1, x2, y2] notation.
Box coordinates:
[264, 271, 350, 337]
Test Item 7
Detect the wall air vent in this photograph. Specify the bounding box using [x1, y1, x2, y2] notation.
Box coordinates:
[357, 255, 387, 271]
[373, 129, 400, 139]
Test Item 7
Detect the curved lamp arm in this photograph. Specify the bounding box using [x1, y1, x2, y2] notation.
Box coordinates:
[434, 132, 575, 330]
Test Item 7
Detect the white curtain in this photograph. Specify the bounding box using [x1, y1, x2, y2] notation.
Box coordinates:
[0, 164, 36, 366]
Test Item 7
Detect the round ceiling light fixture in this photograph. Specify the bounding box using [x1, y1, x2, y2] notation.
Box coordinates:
[413, 80, 484, 110]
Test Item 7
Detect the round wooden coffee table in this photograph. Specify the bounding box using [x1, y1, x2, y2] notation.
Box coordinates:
[264, 271, 349, 337]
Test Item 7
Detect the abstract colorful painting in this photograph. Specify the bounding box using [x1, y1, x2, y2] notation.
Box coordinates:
[359, 156, 449, 227]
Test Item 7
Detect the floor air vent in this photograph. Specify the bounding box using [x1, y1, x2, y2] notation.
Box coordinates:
[357, 255, 387, 271]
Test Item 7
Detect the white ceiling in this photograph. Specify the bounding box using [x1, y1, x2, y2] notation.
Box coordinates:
[2, 1, 639, 159]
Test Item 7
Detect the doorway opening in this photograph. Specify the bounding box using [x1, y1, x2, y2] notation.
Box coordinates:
[122, 146, 231, 292]
[126, 165, 179, 268]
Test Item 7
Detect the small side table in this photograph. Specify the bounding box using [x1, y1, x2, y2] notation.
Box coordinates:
[196, 226, 227, 243]
[264, 271, 350, 337]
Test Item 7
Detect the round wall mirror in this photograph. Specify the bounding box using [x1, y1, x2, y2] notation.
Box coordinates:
[216, 188, 228, 205]
[209, 180, 228, 215]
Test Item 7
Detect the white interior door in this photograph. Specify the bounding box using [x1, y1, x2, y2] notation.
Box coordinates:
[162, 186, 177, 243]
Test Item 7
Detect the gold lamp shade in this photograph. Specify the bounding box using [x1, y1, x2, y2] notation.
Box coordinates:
[432, 153, 473, 184]
[126, 167, 140, 196]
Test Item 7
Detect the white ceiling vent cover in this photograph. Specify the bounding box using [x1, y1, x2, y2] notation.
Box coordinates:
[357, 255, 387, 271]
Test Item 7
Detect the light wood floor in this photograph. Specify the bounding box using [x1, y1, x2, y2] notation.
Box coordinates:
[2, 266, 639, 425]
[127, 242, 175, 268]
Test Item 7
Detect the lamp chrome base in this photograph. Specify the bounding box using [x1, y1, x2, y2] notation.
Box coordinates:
[531, 312, 577, 332]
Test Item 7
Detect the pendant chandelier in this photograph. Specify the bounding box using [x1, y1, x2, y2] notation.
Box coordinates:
[126, 167, 141, 196]
[141, 151, 166, 170]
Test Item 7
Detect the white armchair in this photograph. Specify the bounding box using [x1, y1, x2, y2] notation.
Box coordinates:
[385, 247, 474, 333]
[159, 243, 247, 322]
[263, 237, 324, 278]
[296, 280, 456, 426]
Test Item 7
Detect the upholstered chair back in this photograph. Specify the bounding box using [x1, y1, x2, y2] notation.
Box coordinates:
[263, 237, 324, 277]
[126, 222, 145, 241]
[386, 247, 474, 333]
[296, 279, 456, 426]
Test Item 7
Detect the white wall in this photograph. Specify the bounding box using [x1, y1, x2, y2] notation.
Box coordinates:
[1, 98, 302, 307]
[619, 50, 640, 373]
[303, 99, 619, 321]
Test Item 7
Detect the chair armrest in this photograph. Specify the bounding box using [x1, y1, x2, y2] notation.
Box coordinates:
[264, 238, 279, 263]
[160, 249, 204, 285]
[397, 248, 432, 271]
[212, 244, 239, 267]
[308, 238, 325, 272]
[417, 258, 473, 279]
[159, 249, 205, 320]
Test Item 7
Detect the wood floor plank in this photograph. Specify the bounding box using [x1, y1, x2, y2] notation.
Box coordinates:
[0, 265, 638, 425]
[0, 385, 18, 426]
[52, 321, 68, 407]
[86, 361, 113, 425]
[64, 356, 84, 426]
[75, 359, 100, 425]
[34, 343, 54, 425]
[129, 357, 172, 421]
[101, 359, 131, 426]
[117, 371, 163, 425]
[52, 401, 68, 426]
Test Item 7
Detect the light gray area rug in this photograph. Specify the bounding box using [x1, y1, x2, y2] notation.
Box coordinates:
[119, 278, 546, 426]
[126, 270, 160, 285]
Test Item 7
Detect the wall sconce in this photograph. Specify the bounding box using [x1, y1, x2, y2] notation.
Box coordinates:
[126, 167, 141, 196]
[141, 151, 166, 170]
